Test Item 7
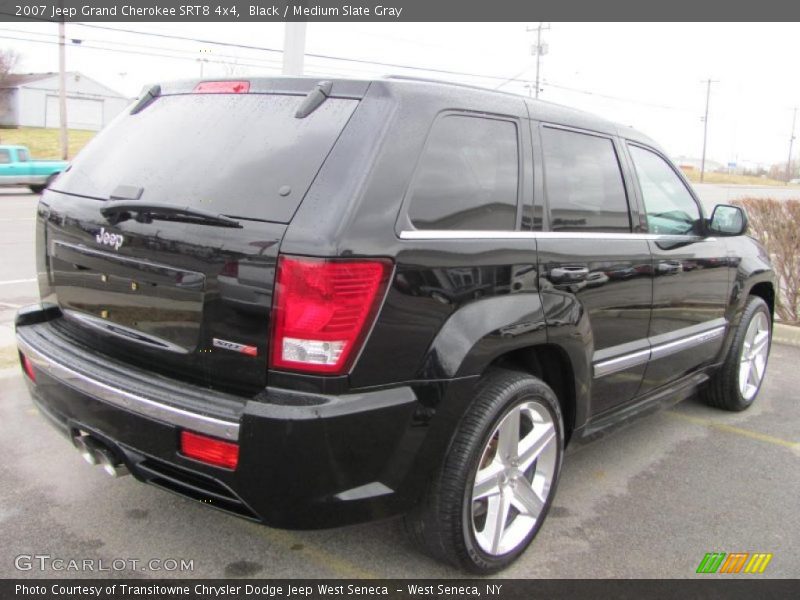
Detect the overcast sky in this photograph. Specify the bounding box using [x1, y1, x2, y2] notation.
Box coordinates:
[2, 21, 799, 166]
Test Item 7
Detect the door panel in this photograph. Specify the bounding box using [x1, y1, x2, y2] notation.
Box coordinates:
[539, 237, 653, 415]
[640, 236, 729, 391]
[625, 143, 730, 393]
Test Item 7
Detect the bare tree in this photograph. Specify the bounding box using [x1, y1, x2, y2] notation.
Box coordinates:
[0, 48, 18, 83]
[734, 198, 800, 323]
[0, 48, 19, 129]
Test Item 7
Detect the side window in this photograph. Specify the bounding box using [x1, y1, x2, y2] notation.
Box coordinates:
[408, 115, 519, 231]
[541, 127, 631, 233]
[17, 149, 29, 162]
[0, 150, 10, 164]
[628, 145, 701, 235]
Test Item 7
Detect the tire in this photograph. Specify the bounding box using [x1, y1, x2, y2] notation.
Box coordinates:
[703, 296, 771, 412]
[29, 174, 56, 195]
[405, 368, 564, 573]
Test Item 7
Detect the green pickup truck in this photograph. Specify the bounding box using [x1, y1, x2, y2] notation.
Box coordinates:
[0, 145, 68, 194]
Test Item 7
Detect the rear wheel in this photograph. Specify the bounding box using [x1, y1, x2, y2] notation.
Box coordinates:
[406, 369, 563, 573]
[29, 174, 56, 195]
[703, 296, 771, 411]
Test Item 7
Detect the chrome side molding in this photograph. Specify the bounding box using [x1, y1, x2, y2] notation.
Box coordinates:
[594, 322, 727, 379]
[17, 334, 240, 441]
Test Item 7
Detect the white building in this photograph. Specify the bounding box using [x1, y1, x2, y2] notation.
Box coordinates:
[0, 72, 131, 131]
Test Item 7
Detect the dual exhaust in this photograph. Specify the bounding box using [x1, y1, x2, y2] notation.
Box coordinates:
[72, 433, 129, 478]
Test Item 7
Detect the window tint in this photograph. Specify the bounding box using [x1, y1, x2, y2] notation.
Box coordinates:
[628, 145, 701, 235]
[0, 150, 10, 164]
[52, 94, 358, 223]
[542, 127, 630, 233]
[17, 149, 28, 162]
[408, 115, 519, 231]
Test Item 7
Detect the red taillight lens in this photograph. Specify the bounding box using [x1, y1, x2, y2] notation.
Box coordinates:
[180, 431, 239, 470]
[269, 256, 392, 375]
[193, 80, 250, 94]
[219, 260, 239, 278]
[19, 352, 35, 382]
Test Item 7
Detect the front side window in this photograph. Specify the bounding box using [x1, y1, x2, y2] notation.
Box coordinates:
[541, 127, 631, 233]
[628, 145, 701, 235]
[17, 149, 29, 162]
[408, 115, 519, 231]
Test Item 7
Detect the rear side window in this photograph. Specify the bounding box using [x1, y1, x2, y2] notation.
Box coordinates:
[52, 94, 358, 222]
[0, 150, 10, 164]
[408, 115, 519, 231]
[628, 145, 701, 235]
[541, 127, 630, 233]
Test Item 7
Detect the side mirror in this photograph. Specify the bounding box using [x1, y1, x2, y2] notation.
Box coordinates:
[708, 204, 747, 236]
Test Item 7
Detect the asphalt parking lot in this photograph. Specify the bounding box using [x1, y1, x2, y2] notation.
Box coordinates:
[0, 189, 798, 579]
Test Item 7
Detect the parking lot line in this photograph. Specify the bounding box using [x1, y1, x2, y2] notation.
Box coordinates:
[669, 411, 799, 450]
[0, 278, 36, 285]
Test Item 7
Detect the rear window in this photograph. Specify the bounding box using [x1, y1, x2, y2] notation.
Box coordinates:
[52, 93, 358, 222]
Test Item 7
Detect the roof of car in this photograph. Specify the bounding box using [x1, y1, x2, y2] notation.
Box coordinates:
[158, 75, 661, 149]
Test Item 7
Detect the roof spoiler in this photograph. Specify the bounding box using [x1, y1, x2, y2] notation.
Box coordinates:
[295, 81, 333, 119]
[130, 84, 161, 115]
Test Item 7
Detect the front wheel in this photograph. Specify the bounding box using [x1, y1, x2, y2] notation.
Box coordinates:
[703, 296, 771, 411]
[406, 369, 564, 573]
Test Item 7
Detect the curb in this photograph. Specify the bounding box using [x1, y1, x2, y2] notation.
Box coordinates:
[773, 323, 800, 348]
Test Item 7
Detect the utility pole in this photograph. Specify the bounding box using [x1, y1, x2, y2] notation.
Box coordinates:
[786, 107, 797, 183]
[197, 48, 210, 78]
[526, 23, 550, 99]
[58, 18, 68, 160]
[282, 23, 307, 76]
[700, 78, 718, 183]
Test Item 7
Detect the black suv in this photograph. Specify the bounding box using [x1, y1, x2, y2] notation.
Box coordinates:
[16, 77, 775, 573]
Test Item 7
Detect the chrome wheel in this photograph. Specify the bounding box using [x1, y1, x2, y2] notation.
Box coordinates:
[739, 311, 770, 401]
[470, 400, 557, 556]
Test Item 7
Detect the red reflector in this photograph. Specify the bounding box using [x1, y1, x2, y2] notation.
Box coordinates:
[270, 256, 392, 375]
[193, 80, 250, 94]
[180, 431, 239, 469]
[19, 352, 35, 382]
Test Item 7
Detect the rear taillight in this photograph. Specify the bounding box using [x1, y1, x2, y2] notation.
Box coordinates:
[19, 352, 35, 382]
[219, 260, 239, 278]
[193, 80, 250, 94]
[269, 256, 392, 375]
[180, 431, 239, 469]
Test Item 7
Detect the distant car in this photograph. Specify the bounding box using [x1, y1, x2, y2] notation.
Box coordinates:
[0, 145, 67, 193]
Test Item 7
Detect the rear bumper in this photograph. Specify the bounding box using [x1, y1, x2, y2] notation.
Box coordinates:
[16, 307, 474, 529]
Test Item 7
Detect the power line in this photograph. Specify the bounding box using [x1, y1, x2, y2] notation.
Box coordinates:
[0, 34, 284, 73]
[0, 26, 285, 69]
[1, 25, 723, 117]
[74, 23, 519, 82]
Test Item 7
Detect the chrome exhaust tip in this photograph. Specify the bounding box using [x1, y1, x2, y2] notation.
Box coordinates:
[72, 433, 129, 477]
[73, 434, 101, 466]
[96, 447, 129, 478]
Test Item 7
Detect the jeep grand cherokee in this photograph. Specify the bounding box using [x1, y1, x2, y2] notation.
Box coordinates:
[15, 77, 775, 572]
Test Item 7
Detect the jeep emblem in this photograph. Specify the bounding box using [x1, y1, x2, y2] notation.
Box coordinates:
[96, 227, 124, 250]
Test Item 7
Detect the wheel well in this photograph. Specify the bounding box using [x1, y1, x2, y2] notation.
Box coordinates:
[490, 344, 576, 444]
[749, 282, 775, 319]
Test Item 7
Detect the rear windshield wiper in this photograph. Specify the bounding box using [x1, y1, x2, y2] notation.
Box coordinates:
[101, 201, 242, 228]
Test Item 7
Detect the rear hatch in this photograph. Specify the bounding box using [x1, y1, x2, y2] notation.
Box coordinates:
[41, 79, 364, 395]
